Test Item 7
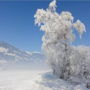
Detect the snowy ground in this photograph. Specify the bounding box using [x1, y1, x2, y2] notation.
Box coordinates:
[32, 72, 90, 90]
[0, 70, 90, 90]
[0, 70, 47, 90]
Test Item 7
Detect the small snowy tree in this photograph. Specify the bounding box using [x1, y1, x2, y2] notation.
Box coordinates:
[34, 0, 86, 80]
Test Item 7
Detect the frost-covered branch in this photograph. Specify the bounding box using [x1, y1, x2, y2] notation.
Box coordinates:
[34, 0, 86, 80]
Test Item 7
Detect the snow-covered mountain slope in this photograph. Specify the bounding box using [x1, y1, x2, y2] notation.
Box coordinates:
[0, 42, 47, 70]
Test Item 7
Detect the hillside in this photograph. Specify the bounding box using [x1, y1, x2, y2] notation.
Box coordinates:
[0, 42, 47, 70]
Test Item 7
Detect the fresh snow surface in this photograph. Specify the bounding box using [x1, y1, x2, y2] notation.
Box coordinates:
[0, 70, 47, 90]
[32, 72, 90, 90]
[0, 70, 90, 90]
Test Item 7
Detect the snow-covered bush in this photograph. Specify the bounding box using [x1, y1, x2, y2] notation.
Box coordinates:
[34, 0, 86, 80]
[70, 46, 87, 77]
[70, 46, 90, 81]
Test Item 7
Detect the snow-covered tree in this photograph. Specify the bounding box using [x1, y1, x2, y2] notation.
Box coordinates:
[70, 46, 90, 78]
[34, 0, 86, 80]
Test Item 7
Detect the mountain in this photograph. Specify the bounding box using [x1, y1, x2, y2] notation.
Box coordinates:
[0, 42, 47, 70]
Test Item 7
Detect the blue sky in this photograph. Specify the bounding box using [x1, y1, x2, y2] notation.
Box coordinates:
[0, 1, 89, 52]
